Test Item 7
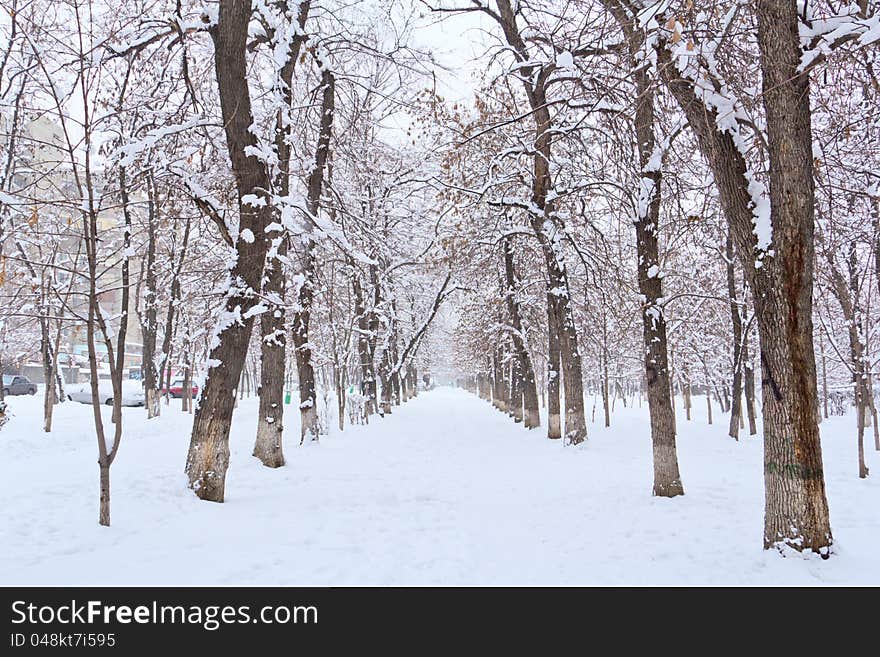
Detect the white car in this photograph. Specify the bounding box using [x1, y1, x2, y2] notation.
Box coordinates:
[67, 373, 146, 407]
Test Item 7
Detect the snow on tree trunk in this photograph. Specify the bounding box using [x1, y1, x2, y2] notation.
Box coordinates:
[492, 0, 585, 444]
[185, 0, 275, 502]
[254, 274, 286, 466]
[502, 235, 540, 429]
[658, 9, 833, 552]
[546, 298, 561, 438]
[292, 67, 334, 444]
[139, 173, 161, 420]
[254, 0, 310, 466]
[726, 231, 744, 440]
[754, 0, 833, 552]
[623, 16, 684, 495]
[40, 297, 54, 433]
[292, 264, 319, 443]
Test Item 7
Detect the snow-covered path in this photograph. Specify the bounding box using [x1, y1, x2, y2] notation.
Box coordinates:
[1, 386, 879, 584]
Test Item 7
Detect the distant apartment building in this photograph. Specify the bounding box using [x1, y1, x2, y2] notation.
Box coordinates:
[1, 114, 143, 382]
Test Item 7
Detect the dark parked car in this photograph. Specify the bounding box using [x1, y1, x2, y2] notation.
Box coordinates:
[2, 375, 37, 396]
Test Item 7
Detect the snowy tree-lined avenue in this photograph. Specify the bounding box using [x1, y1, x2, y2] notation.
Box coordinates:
[2, 0, 880, 577]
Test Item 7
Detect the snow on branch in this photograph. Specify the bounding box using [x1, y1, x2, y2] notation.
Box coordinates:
[799, 3, 880, 71]
[114, 119, 212, 168]
[657, 15, 772, 259]
[107, 12, 215, 58]
[169, 166, 234, 247]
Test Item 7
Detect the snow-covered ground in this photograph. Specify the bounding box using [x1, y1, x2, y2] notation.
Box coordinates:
[1, 386, 878, 585]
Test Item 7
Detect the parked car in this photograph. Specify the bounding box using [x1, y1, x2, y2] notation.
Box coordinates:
[160, 379, 199, 399]
[2, 375, 37, 396]
[67, 373, 146, 407]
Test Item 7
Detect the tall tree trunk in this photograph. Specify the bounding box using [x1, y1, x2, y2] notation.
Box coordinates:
[510, 358, 523, 423]
[550, 251, 586, 445]
[391, 366, 401, 406]
[718, 382, 730, 414]
[40, 296, 53, 433]
[819, 328, 829, 421]
[493, 349, 507, 414]
[682, 372, 692, 421]
[502, 236, 540, 428]
[478, 360, 491, 402]
[291, 68, 334, 445]
[726, 231, 744, 440]
[389, 318, 401, 407]
[601, 302, 611, 428]
[99, 463, 110, 528]
[706, 387, 713, 425]
[599, 4, 687, 495]
[379, 357, 393, 416]
[254, 250, 287, 465]
[743, 331, 758, 436]
[182, 358, 192, 414]
[868, 373, 880, 451]
[659, 5, 833, 552]
[52, 310, 66, 405]
[291, 246, 318, 443]
[701, 362, 715, 426]
[254, 0, 310, 467]
[351, 269, 377, 420]
[186, 0, 275, 502]
[501, 350, 513, 417]
[546, 298, 561, 437]
[335, 362, 346, 432]
[158, 214, 190, 406]
[754, 0, 832, 551]
[139, 174, 160, 419]
[494, 0, 585, 444]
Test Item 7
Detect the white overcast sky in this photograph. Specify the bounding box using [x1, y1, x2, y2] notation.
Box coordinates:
[408, 6, 494, 102]
[379, 4, 496, 139]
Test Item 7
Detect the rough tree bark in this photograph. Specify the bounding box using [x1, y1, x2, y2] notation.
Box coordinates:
[185, 0, 276, 502]
[754, 0, 833, 550]
[726, 230, 744, 440]
[253, 0, 310, 467]
[136, 172, 160, 419]
[351, 267, 377, 420]
[547, 298, 562, 437]
[601, 301, 611, 428]
[632, 113, 684, 488]
[658, 1, 832, 553]
[291, 67, 335, 444]
[40, 277, 53, 433]
[502, 235, 540, 428]
[493, 0, 586, 444]
[608, 1, 684, 495]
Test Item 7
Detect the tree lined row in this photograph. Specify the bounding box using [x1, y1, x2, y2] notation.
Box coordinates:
[429, 0, 880, 556]
[2, 0, 879, 558]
